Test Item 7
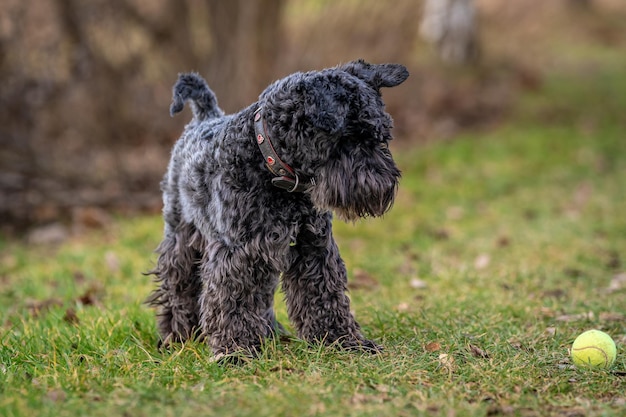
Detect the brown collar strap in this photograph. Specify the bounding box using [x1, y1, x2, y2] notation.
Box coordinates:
[253, 107, 313, 192]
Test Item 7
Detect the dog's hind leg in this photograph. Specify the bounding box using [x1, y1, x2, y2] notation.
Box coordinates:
[148, 222, 204, 346]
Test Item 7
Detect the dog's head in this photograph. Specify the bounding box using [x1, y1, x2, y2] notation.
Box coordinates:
[260, 60, 409, 221]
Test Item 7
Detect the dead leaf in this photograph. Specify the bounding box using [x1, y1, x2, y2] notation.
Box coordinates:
[349, 269, 379, 290]
[351, 393, 368, 405]
[474, 254, 491, 270]
[553, 406, 586, 417]
[46, 389, 66, 402]
[438, 353, 456, 373]
[607, 272, 626, 293]
[541, 289, 566, 299]
[410, 278, 428, 289]
[191, 383, 205, 392]
[496, 235, 510, 248]
[545, 327, 557, 336]
[446, 206, 464, 220]
[538, 307, 556, 318]
[605, 251, 621, 270]
[469, 344, 489, 359]
[396, 302, 410, 312]
[430, 228, 450, 240]
[351, 391, 389, 405]
[26, 298, 63, 317]
[555, 312, 594, 322]
[486, 404, 516, 416]
[73, 271, 87, 284]
[105, 251, 120, 273]
[375, 384, 391, 394]
[563, 268, 583, 278]
[397, 259, 416, 276]
[573, 182, 592, 207]
[524, 209, 537, 220]
[63, 308, 79, 325]
[425, 342, 441, 352]
[613, 398, 626, 407]
[599, 312, 625, 322]
[77, 284, 104, 306]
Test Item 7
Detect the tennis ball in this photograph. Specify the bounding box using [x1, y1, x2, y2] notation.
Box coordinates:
[571, 330, 617, 369]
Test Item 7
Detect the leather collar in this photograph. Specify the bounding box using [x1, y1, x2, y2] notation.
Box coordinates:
[253, 107, 313, 192]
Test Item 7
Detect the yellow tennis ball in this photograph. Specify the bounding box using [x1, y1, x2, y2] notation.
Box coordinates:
[571, 330, 617, 369]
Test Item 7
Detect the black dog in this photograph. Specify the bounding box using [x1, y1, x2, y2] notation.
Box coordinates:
[149, 60, 409, 359]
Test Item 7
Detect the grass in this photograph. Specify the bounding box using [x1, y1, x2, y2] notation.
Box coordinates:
[2, 55, 626, 417]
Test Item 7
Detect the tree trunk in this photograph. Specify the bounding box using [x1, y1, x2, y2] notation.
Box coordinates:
[420, 0, 480, 65]
[206, 0, 286, 112]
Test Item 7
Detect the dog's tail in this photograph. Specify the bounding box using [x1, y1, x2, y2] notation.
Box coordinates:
[170, 73, 224, 121]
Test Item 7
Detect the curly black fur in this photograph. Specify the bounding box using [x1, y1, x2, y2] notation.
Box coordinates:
[148, 60, 408, 358]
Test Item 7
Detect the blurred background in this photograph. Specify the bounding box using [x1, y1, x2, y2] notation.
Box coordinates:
[1, 0, 624, 236]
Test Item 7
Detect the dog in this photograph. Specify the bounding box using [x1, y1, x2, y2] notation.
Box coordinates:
[148, 60, 408, 359]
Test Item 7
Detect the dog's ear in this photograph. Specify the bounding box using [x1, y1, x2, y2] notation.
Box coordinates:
[303, 77, 349, 134]
[340, 59, 409, 89]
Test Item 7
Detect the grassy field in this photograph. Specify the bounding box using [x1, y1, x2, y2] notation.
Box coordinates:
[2, 54, 626, 417]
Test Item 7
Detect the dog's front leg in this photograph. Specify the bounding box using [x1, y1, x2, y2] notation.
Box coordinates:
[282, 214, 381, 353]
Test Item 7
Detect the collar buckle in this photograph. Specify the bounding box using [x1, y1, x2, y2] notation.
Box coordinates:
[254, 107, 313, 193]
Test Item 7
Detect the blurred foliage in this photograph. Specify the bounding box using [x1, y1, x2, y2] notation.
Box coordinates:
[0, 0, 625, 234]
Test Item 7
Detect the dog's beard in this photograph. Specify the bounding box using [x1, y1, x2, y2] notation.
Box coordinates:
[309, 147, 400, 222]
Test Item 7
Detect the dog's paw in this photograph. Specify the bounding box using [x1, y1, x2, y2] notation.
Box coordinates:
[210, 345, 263, 366]
[341, 338, 383, 354]
[157, 333, 175, 350]
[211, 352, 254, 367]
[157, 331, 204, 351]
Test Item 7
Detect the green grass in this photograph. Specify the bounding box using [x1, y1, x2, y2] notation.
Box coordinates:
[2, 60, 626, 417]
